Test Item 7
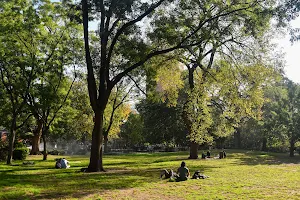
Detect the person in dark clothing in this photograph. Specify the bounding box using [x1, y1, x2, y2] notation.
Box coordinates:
[206, 151, 211, 158]
[176, 161, 190, 182]
[55, 158, 62, 169]
[201, 152, 206, 159]
[192, 170, 209, 179]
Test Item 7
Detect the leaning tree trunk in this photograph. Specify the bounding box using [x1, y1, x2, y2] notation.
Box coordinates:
[7, 118, 17, 164]
[88, 110, 105, 172]
[30, 120, 43, 155]
[289, 139, 295, 157]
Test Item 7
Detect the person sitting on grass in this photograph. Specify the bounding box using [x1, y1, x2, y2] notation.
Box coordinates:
[55, 158, 62, 169]
[176, 161, 190, 182]
[206, 151, 211, 158]
[60, 158, 70, 169]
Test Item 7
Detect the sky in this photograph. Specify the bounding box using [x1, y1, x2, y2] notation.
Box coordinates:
[276, 17, 300, 83]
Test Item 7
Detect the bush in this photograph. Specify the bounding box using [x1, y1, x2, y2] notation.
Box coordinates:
[0, 141, 8, 161]
[14, 141, 26, 149]
[13, 148, 29, 160]
[76, 148, 88, 155]
[48, 150, 65, 155]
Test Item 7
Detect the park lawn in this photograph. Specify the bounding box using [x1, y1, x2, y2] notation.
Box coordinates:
[0, 150, 300, 200]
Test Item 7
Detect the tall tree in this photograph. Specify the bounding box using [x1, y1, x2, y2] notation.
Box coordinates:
[21, 0, 83, 157]
[0, 0, 42, 164]
[148, 0, 280, 158]
[81, 0, 298, 170]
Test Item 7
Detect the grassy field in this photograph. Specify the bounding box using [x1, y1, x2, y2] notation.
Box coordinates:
[0, 150, 300, 200]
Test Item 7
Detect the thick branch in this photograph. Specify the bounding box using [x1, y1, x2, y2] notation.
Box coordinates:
[107, 0, 166, 63]
[82, 0, 98, 112]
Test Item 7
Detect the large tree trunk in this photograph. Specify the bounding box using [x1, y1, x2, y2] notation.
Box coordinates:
[189, 141, 199, 159]
[261, 137, 267, 152]
[289, 139, 295, 157]
[88, 110, 105, 172]
[234, 127, 241, 149]
[30, 120, 43, 155]
[7, 118, 17, 164]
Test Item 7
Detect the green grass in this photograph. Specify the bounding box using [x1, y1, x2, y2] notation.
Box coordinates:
[0, 150, 300, 200]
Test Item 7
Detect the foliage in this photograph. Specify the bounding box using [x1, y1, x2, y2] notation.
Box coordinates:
[261, 78, 300, 155]
[48, 150, 65, 155]
[12, 148, 29, 160]
[0, 141, 8, 161]
[120, 113, 144, 148]
[137, 99, 187, 146]
[145, 57, 184, 107]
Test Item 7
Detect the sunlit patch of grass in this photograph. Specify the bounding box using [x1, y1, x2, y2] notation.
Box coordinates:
[0, 150, 300, 199]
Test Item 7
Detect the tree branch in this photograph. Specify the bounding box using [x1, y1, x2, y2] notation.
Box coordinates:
[82, 0, 98, 112]
[107, 0, 166, 64]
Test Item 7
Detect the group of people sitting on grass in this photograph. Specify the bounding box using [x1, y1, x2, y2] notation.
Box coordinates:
[55, 158, 70, 169]
[202, 150, 226, 159]
[160, 161, 209, 182]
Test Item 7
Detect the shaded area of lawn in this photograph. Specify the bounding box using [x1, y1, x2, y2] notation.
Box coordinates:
[0, 150, 300, 200]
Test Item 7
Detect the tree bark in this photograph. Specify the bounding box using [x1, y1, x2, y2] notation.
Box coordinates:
[234, 127, 241, 149]
[261, 137, 267, 152]
[6, 118, 17, 164]
[88, 110, 105, 172]
[289, 139, 295, 157]
[42, 127, 49, 161]
[42, 133, 47, 160]
[104, 134, 109, 154]
[30, 120, 43, 155]
[189, 141, 199, 159]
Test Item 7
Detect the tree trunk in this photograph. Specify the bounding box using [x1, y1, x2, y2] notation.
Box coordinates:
[189, 141, 199, 159]
[261, 137, 267, 152]
[88, 110, 105, 172]
[42, 127, 49, 161]
[42, 133, 47, 160]
[289, 139, 295, 157]
[6, 119, 17, 164]
[100, 145, 104, 171]
[30, 120, 43, 155]
[234, 127, 241, 149]
[104, 134, 108, 154]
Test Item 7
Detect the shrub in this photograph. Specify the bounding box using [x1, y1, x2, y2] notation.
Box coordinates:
[13, 148, 29, 160]
[76, 148, 88, 155]
[48, 150, 65, 155]
[0, 141, 8, 161]
[14, 141, 26, 149]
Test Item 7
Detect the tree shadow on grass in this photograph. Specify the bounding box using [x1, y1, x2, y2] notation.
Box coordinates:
[236, 151, 300, 166]
[0, 155, 218, 200]
[0, 164, 186, 200]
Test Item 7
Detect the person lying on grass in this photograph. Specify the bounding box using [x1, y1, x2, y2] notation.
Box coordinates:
[192, 170, 209, 179]
[55, 158, 70, 169]
[160, 169, 175, 179]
